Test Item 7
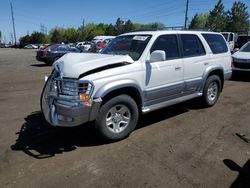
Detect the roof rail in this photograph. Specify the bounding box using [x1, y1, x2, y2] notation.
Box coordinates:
[130, 28, 164, 32]
[130, 26, 185, 32]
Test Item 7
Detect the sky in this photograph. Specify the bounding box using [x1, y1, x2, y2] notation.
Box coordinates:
[0, 0, 249, 43]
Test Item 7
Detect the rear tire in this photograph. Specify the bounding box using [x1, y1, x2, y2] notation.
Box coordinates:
[95, 95, 139, 141]
[202, 75, 221, 107]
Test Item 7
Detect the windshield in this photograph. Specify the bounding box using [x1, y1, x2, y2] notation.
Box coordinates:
[240, 42, 250, 52]
[101, 35, 152, 61]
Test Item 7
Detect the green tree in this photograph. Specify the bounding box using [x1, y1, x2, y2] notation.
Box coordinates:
[150, 22, 164, 28]
[19, 35, 31, 46]
[226, 1, 250, 33]
[0, 31, 2, 43]
[123, 19, 135, 33]
[189, 13, 209, 30]
[105, 24, 116, 36]
[115, 18, 125, 35]
[206, 0, 227, 31]
[50, 28, 64, 43]
[63, 28, 78, 43]
[83, 23, 107, 41]
[29, 32, 46, 44]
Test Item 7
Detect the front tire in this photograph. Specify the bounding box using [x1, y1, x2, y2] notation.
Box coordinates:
[95, 95, 139, 141]
[202, 75, 221, 107]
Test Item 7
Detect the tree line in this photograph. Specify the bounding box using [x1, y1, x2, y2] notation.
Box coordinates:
[19, 19, 164, 46]
[189, 0, 249, 33]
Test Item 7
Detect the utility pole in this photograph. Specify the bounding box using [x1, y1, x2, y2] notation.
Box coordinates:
[10, 1, 17, 46]
[184, 0, 189, 30]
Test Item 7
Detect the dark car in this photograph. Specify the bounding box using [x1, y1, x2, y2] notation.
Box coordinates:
[235, 35, 250, 49]
[36, 44, 81, 65]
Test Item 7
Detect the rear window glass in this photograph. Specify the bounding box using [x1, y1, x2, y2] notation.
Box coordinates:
[180, 34, 205, 57]
[202, 34, 228, 54]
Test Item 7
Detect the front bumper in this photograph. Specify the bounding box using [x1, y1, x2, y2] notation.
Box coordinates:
[41, 75, 102, 127]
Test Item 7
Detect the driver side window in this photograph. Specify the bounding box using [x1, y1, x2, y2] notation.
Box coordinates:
[151, 34, 180, 60]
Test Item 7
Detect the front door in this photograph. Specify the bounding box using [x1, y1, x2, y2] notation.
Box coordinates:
[144, 34, 184, 105]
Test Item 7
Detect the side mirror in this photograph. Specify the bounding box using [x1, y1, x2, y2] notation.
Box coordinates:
[149, 50, 166, 62]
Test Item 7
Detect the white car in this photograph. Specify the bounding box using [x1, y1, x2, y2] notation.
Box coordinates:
[24, 44, 38, 49]
[76, 41, 92, 51]
[41, 30, 232, 141]
[232, 42, 250, 71]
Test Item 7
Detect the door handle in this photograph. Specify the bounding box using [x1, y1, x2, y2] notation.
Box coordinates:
[175, 66, 181, 71]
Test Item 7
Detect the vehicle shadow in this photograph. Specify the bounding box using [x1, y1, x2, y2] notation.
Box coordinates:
[231, 71, 250, 82]
[30, 63, 50, 67]
[223, 159, 250, 188]
[11, 102, 200, 159]
[11, 111, 102, 159]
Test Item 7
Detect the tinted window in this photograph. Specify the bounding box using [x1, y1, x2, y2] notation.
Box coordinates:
[180, 34, 205, 57]
[202, 34, 228, 54]
[240, 42, 250, 52]
[151, 35, 179, 60]
[229, 33, 234, 41]
[237, 36, 250, 43]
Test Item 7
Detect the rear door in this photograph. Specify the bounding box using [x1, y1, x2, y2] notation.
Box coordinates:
[180, 34, 207, 93]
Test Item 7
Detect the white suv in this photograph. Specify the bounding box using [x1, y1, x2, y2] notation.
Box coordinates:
[41, 30, 232, 141]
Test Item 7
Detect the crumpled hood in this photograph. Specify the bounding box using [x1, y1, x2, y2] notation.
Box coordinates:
[53, 53, 134, 78]
[232, 51, 250, 59]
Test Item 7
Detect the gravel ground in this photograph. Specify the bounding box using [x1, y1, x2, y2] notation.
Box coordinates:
[0, 48, 250, 188]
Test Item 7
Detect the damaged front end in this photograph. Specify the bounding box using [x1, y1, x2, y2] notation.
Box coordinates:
[40, 66, 101, 127]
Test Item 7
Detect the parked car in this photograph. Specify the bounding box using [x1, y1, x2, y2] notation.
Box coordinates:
[24, 44, 38, 49]
[91, 35, 115, 44]
[76, 41, 92, 51]
[0, 43, 10, 48]
[221, 32, 238, 52]
[235, 35, 250, 49]
[41, 30, 232, 141]
[36, 44, 81, 65]
[89, 38, 113, 53]
[232, 41, 250, 72]
[39, 44, 50, 49]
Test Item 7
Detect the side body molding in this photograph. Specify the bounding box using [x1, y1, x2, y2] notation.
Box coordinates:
[94, 79, 144, 104]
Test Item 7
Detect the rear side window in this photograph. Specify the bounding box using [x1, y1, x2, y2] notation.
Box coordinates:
[180, 34, 205, 57]
[151, 34, 179, 60]
[202, 34, 228, 54]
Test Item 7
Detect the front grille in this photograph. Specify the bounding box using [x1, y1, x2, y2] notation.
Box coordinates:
[57, 79, 91, 96]
[49, 70, 94, 106]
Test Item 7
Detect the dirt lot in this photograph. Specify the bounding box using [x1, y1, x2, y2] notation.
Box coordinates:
[0, 48, 250, 188]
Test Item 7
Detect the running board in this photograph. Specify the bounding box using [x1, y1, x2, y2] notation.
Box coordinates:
[142, 92, 202, 114]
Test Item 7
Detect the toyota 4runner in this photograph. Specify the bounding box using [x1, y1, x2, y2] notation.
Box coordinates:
[41, 30, 232, 141]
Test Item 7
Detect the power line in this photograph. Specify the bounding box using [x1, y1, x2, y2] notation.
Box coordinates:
[10, 1, 17, 45]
